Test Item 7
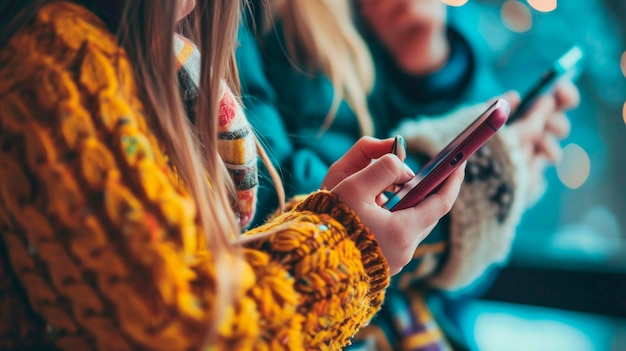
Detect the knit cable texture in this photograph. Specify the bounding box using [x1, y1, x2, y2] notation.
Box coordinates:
[0, 3, 389, 350]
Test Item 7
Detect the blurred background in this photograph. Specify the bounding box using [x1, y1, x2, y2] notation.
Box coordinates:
[440, 0, 626, 350]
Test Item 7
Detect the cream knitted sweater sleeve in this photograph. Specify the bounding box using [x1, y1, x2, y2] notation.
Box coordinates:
[393, 102, 531, 290]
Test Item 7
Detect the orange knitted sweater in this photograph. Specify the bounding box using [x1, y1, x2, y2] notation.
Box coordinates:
[0, 3, 389, 350]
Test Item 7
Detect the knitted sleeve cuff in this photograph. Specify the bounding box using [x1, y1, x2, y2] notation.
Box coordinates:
[393, 103, 529, 290]
[294, 191, 390, 302]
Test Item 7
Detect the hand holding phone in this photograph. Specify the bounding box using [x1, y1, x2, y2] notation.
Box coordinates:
[384, 99, 510, 211]
[321, 136, 465, 274]
[507, 45, 584, 124]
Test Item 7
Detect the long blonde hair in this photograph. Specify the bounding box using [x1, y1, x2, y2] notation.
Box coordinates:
[2, 0, 265, 344]
[266, 0, 376, 136]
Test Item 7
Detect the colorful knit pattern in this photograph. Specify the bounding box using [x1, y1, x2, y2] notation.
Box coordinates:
[174, 35, 258, 229]
[0, 2, 389, 350]
[351, 289, 452, 351]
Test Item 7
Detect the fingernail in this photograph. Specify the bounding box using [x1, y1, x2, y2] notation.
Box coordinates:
[399, 135, 407, 152]
[391, 135, 407, 160]
[391, 136, 399, 154]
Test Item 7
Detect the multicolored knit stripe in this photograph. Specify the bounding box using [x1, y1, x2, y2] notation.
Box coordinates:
[394, 242, 448, 291]
[399, 290, 451, 351]
[351, 289, 451, 351]
[217, 87, 258, 227]
[174, 35, 200, 122]
[174, 35, 258, 228]
[346, 236, 451, 351]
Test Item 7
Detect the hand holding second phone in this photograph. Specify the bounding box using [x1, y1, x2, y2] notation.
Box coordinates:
[322, 137, 465, 275]
[504, 79, 579, 202]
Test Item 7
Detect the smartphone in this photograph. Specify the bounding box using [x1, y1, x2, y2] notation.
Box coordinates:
[507, 45, 584, 124]
[383, 99, 510, 212]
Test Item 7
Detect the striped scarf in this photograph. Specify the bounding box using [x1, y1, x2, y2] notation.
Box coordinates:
[174, 35, 258, 229]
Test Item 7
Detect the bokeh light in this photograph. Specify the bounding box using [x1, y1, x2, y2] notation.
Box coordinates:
[583, 206, 622, 241]
[527, 0, 557, 12]
[623, 101, 626, 125]
[621, 52, 626, 78]
[441, 0, 469, 7]
[550, 206, 622, 259]
[474, 312, 595, 351]
[501, 1, 533, 33]
[556, 143, 591, 189]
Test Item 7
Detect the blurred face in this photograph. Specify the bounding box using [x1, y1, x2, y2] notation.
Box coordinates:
[177, 0, 196, 21]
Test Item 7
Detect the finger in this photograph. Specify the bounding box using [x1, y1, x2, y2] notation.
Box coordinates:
[534, 134, 562, 163]
[492, 91, 521, 112]
[323, 136, 409, 191]
[391, 135, 407, 161]
[403, 162, 465, 219]
[527, 155, 550, 184]
[525, 156, 549, 201]
[376, 192, 389, 206]
[504, 91, 521, 112]
[553, 79, 581, 111]
[327, 136, 396, 175]
[514, 94, 556, 142]
[332, 154, 414, 201]
[545, 112, 571, 140]
[377, 183, 403, 206]
[383, 183, 403, 194]
[530, 154, 550, 173]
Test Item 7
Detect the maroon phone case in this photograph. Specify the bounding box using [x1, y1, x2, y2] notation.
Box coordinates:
[384, 99, 510, 211]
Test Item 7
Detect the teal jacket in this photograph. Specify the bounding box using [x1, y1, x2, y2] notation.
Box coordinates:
[237, 4, 502, 226]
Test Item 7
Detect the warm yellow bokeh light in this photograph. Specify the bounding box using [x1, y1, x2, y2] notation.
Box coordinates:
[527, 0, 557, 12]
[556, 143, 591, 190]
[623, 101, 626, 125]
[501, 1, 533, 33]
[621, 52, 626, 78]
[441, 0, 469, 7]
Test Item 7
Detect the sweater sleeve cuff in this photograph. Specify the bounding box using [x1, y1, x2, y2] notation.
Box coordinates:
[294, 191, 390, 301]
[393, 103, 529, 290]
